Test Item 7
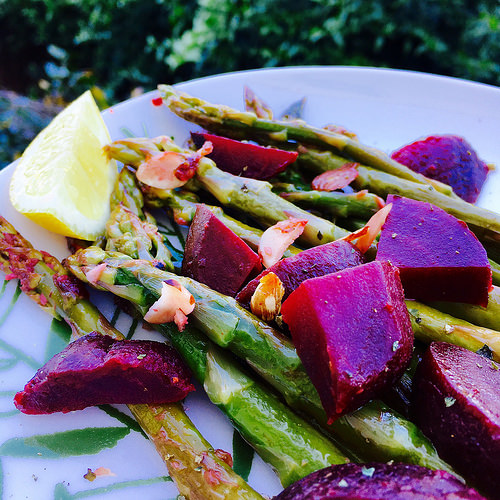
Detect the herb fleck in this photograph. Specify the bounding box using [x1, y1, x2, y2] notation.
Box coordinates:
[477, 344, 493, 360]
[137, 354, 147, 359]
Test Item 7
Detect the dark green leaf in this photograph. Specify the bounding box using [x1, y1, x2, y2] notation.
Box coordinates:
[0, 427, 130, 458]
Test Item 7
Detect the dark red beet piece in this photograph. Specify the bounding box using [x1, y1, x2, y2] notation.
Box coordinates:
[274, 462, 486, 499]
[14, 333, 195, 414]
[191, 132, 298, 179]
[281, 261, 413, 423]
[182, 204, 261, 296]
[391, 135, 489, 203]
[376, 195, 491, 306]
[413, 342, 500, 499]
[236, 240, 365, 308]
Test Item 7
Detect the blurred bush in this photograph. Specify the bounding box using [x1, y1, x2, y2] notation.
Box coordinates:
[2, 0, 499, 101]
[0, 0, 499, 165]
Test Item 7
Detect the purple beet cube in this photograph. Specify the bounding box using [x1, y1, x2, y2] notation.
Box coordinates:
[236, 240, 365, 308]
[413, 342, 500, 499]
[281, 261, 413, 423]
[376, 195, 491, 306]
[182, 204, 261, 296]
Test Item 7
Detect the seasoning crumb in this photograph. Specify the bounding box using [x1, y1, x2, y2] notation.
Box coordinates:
[361, 466, 375, 478]
[392, 341, 399, 352]
[84, 469, 96, 482]
[338, 479, 348, 487]
[391, 233, 397, 239]
[444, 396, 456, 407]
[137, 354, 146, 359]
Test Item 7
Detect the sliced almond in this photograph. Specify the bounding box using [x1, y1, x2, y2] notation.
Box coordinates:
[250, 272, 285, 321]
[144, 279, 195, 331]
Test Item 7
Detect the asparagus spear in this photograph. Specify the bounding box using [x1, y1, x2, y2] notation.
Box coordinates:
[107, 168, 175, 270]
[65, 249, 350, 486]
[65, 247, 455, 473]
[353, 164, 500, 235]
[277, 185, 384, 220]
[158, 84, 455, 196]
[489, 259, 500, 286]
[428, 293, 500, 333]
[156, 322, 348, 487]
[102, 191, 351, 485]
[407, 300, 500, 361]
[0, 216, 263, 500]
[106, 137, 350, 246]
[141, 184, 301, 255]
[291, 146, 500, 237]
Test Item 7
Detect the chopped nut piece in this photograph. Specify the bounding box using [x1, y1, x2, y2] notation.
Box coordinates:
[250, 272, 285, 321]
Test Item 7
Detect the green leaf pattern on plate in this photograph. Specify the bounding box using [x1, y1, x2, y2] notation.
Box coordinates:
[0, 266, 257, 497]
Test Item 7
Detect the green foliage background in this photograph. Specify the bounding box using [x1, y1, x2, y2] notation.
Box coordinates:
[1, 0, 499, 164]
[2, 0, 500, 100]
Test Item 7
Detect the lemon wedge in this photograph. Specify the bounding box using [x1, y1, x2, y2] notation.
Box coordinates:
[9, 90, 118, 240]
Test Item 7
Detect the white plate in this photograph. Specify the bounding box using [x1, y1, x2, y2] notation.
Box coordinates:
[0, 66, 499, 499]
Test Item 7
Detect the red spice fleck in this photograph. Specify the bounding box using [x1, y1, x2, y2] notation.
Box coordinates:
[39, 294, 48, 306]
[204, 469, 224, 486]
[152, 97, 163, 107]
[214, 449, 233, 468]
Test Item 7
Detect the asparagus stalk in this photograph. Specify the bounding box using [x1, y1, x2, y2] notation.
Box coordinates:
[156, 322, 348, 487]
[277, 185, 384, 220]
[0, 216, 262, 500]
[141, 184, 301, 255]
[65, 250, 350, 486]
[489, 259, 500, 286]
[102, 192, 350, 485]
[353, 164, 500, 235]
[107, 168, 175, 270]
[428, 286, 500, 332]
[106, 137, 349, 246]
[407, 300, 500, 361]
[195, 158, 349, 245]
[65, 247, 455, 473]
[292, 146, 500, 238]
[158, 84, 455, 196]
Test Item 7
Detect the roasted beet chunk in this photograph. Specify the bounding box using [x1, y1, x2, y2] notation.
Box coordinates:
[14, 333, 194, 414]
[391, 135, 489, 203]
[274, 462, 486, 499]
[413, 342, 500, 499]
[182, 204, 261, 296]
[236, 240, 364, 308]
[281, 261, 413, 423]
[376, 195, 491, 306]
[191, 132, 298, 179]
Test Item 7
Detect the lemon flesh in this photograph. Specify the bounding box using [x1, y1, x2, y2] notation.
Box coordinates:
[9, 90, 118, 240]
